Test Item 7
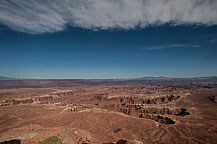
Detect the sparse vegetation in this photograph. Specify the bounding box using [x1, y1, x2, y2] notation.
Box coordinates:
[114, 128, 121, 133]
[40, 136, 63, 144]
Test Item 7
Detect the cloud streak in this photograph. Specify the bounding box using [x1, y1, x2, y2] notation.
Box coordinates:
[144, 44, 200, 50]
[0, 0, 217, 34]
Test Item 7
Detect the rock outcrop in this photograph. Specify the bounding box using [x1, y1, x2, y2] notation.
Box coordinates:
[0, 95, 61, 107]
[0, 139, 21, 144]
[208, 96, 217, 103]
[93, 95, 180, 106]
[92, 95, 188, 124]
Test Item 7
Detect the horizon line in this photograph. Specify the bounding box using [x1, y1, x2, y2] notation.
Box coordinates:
[1, 75, 217, 80]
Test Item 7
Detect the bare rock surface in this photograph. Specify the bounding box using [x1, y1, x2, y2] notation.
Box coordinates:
[0, 79, 217, 143]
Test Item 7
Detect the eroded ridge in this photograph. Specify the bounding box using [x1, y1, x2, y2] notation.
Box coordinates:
[0, 88, 190, 125]
[91, 95, 189, 124]
[93, 95, 180, 105]
[0, 95, 60, 106]
[0, 90, 74, 107]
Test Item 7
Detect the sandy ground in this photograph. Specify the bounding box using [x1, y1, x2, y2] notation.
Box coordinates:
[0, 88, 217, 144]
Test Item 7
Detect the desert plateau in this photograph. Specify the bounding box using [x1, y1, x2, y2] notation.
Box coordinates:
[1, 0, 217, 143]
[0, 78, 217, 144]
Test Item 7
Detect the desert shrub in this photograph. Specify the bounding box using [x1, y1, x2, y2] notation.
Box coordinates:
[113, 128, 121, 133]
[40, 136, 62, 144]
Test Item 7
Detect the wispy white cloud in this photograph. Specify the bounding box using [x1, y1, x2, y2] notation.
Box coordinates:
[144, 44, 200, 50]
[0, 0, 217, 34]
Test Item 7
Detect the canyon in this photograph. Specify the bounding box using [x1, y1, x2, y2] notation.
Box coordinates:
[0, 78, 217, 144]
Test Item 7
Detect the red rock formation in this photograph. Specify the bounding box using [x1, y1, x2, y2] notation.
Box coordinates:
[93, 95, 187, 124]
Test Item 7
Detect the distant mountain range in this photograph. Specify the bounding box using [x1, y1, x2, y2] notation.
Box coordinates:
[0, 75, 217, 80]
[140, 76, 169, 79]
[139, 76, 217, 79]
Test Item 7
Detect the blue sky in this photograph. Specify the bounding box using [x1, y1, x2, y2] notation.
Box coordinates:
[0, 0, 217, 79]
